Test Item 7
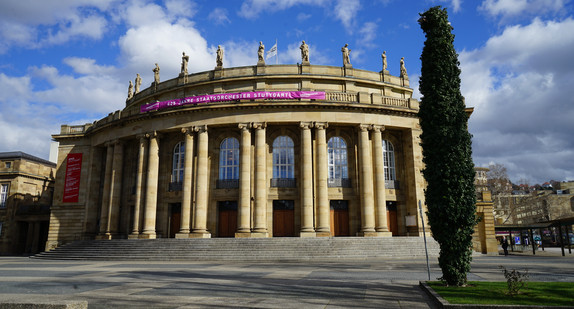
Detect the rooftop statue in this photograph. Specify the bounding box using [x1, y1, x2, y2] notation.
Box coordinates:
[300, 40, 309, 63]
[134, 73, 141, 93]
[400, 57, 408, 78]
[216, 45, 224, 67]
[258, 41, 265, 63]
[127, 80, 133, 100]
[153, 63, 160, 84]
[181, 52, 189, 75]
[342, 44, 351, 65]
[382, 51, 388, 71]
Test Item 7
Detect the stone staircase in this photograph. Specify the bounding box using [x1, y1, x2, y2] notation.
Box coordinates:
[33, 237, 441, 261]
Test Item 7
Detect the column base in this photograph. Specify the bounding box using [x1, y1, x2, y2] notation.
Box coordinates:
[316, 231, 331, 237]
[96, 233, 112, 240]
[175, 233, 190, 239]
[249, 232, 269, 238]
[127, 233, 140, 239]
[189, 232, 211, 238]
[234, 232, 252, 238]
[375, 231, 393, 237]
[139, 233, 156, 239]
[299, 231, 317, 238]
[358, 231, 380, 237]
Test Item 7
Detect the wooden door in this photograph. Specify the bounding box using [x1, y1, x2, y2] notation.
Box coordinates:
[386, 201, 398, 236]
[273, 200, 295, 237]
[169, 203, 181, 238]
[330, 200, 349, 237]
[218, 201, 238, 237]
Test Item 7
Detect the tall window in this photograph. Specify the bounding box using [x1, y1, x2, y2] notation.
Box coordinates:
[383, 140, 396, 184]
[172, 142, 185, 183]
[272, 136, 295, 187]
[328, 136, 349, 187]
[0, 184, 8, 208]
[219, 137, 240, 180]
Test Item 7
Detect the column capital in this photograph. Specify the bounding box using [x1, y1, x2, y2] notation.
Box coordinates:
[136, 134, 148, 142]
[299, 121, 313, 130]
[145, 131, 161, 140]
[314, 122, 329, 130]
[359, 124, 373, 132]
[181, 127, 195, 135]
[252, 122, 267, 130]
[372, 125, 385, 133]
[192, 125, 208, 133]
[238, 123, 251, 131]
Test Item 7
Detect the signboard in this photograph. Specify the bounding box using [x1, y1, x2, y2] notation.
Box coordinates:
[63, 153, 82, 203]
[140, 91, 326, 113]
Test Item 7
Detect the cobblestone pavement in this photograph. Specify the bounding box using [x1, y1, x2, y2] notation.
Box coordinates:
[0, 251, 572, 308]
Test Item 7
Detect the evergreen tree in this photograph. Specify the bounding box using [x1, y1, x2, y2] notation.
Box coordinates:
[418, 6, 477, 286]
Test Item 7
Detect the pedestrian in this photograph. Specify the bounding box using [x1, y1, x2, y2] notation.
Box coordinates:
[501, 236, 509, 256]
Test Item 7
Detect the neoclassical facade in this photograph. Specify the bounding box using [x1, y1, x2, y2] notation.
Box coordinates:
[47, 57, 434, 250]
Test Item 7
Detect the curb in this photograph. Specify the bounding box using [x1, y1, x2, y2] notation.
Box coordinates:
[419, 282, 574, 309]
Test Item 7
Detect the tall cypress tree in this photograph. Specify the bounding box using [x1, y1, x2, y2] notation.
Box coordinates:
[418, 6, 477, 286]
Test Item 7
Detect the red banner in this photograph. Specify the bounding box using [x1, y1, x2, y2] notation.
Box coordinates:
[63, 153, 82, 203]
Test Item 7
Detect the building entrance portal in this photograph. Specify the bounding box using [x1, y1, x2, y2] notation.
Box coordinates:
[273, 200, 295, 237]
[387, 201, 398, 236]
[218, 201, 238, 237]
[330, 200, 350, 236]
[169, 203, 181, 238]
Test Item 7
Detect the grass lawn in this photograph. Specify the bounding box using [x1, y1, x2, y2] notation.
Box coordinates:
[428, 281, 574, 306]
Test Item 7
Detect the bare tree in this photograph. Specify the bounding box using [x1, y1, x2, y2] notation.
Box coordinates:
[487, 163, 512, 195]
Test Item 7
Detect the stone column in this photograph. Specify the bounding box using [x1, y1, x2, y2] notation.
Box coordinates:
[177, 128, 194, 238]
[359, 124, 376, 235]
[97, 142, 114, 239]
[142, 132, 159, 239]
[315, 122, 330, 236]
[300, 122, 315, 237]
[109, 140, 123, 235]
[237, 123, 252, 236]
[252, 122, 268, 236]
[191, 125, 211, 238]
[129, 136, 147, 239]
[372, 125, 392, 236]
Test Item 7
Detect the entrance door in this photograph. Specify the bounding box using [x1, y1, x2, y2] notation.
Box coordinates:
[218, 201, 238, 237]
[169, 203, 181, 238]
[273, 200, 295, 237]
[386, 201, 398, 236]
[330, 200, 349, 236]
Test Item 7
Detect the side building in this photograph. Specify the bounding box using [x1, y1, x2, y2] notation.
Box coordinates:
[0, 152, 56, 255]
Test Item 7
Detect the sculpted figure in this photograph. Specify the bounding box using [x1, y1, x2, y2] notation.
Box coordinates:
[400, 57, 408, 78]
[300, 40, 309, 62]
[258, 41, 265, 62]
[216, 45, 224, 67]
[181, 52, 189, 75]
[134, 73, 142, 93]
[127, 80, 133, 100]
[342, 43, 351, 65]
[382, 51, 387, 71]
[153, 63, 160, 84]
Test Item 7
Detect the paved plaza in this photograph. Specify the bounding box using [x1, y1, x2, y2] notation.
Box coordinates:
[0, 249, 572, 308]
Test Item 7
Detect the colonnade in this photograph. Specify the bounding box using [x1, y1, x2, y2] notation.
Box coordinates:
[96, 122, 394, 239]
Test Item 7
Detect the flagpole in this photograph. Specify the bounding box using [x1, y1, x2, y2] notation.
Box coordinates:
[275, 38, 278, 65]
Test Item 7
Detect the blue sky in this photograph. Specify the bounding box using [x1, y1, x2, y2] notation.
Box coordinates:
[1, 0, 573, 185]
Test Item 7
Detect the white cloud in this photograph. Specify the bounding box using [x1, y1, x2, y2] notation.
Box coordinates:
[238, 0, 328, 19]
[479, 0, 566, 20]
[334, 0, 361, 33]
[209, 8, 231, 25]
[297, 12, 312, 22]
[460, 17, 574, 183]
[358, 21, 378, 48]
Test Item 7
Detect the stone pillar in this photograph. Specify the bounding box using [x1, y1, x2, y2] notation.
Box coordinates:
[97, 142, 114, 239]
[315, 122, 330, 236]
[129, 136, 147, 239]
[372, 125, 392, 236]
[141, 132, 159, 239]
[191, 125, 211, 238]
[236, 123, 252, 236]
[300, 122, 315, 237]
[109, 140, 123, 235]
[177, 128, 194, 238]
[252, 122, 268, 236]
[359, 124, 376, 236]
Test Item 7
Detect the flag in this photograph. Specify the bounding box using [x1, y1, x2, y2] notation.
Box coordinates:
[266, 43, 277, 59]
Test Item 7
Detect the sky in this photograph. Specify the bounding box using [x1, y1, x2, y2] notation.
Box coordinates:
[0, 0, 573, 185]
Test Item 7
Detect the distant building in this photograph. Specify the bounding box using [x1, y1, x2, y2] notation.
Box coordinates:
[0, 152, 56, 255]
[494, 190, 574, 225]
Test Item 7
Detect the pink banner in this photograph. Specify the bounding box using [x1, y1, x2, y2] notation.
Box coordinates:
[140, 91, 326, 113]
[63, 153, 82, 203]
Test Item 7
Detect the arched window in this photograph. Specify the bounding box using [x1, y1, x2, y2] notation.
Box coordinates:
[272, 136, 295, 187]
[383, 140, 396, 188]
[328, 136, 350, 187]
[219, 137, 240, 180]
[172, 141, 185, 183]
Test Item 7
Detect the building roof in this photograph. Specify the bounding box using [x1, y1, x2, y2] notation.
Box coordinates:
[0, 151, 56, 167]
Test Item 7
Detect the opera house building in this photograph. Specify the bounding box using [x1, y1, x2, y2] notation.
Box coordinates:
[46, 44, 496, 254]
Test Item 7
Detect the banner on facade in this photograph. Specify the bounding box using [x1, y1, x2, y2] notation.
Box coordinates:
[63, 153, 82, 203]
[140, 91, 326, 113]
